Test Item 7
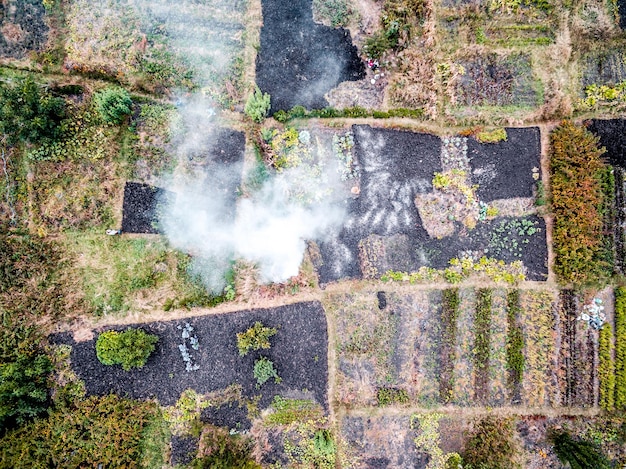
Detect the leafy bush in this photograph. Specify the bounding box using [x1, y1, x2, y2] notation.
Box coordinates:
[0, 353, 52, 433]
[462, 416, 520, 469]
[96, 328, 159, 371]
[236, 322, 277, 356]
[93, 87, 133, 124]
[476, 128, 507, 143]
[550, 121, 611, 286]
[0, 76, 66, 146]
[615, 287, 626, 409]
[549, 429, 611, 469]
[244, 86, 270, 123]
[0, 394, 163, 468]
[376, 386, 410, 406]
[599, 323, 615, 410]
[253, 357, 281, 386]
[193, 425, 261, 469]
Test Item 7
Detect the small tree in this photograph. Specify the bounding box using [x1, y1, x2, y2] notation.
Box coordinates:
[253, 357, 281, 386]
[236, 321, 277, 356]
[549, 429, 611, 469]
[0, 353, 53, 432]
[93, 87, 133, 124]
[96, 329, 159, 371]
[244, 86, 270, 123]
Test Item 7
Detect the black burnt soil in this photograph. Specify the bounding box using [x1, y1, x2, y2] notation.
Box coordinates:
[121, 182, 172, 234]
[587, 119, 626, 167]
[317, 126, 548, 283]
[256, 0, 364, 113]
[50, 302, 328, 409]
[469, 127, 541, 202]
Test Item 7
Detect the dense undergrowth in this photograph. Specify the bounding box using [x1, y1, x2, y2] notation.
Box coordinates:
[550, 121, 612, 286]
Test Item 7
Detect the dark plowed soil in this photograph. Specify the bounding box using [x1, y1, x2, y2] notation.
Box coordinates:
[620, 0, 626, 29]
[0, 0, 48, 58]
[121, 182, 173, 234]
[587, 119, 626, 167]
[469, 127, 541, 201]
[50, 302, 328, 409]
[318, 125, 548, 283]
[256, 0, 365, 113]
[581, 50, 626, 89]
[170, 435, 199, 466]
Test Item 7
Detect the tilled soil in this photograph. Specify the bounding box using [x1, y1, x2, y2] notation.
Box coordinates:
[50, 302, 328, 409]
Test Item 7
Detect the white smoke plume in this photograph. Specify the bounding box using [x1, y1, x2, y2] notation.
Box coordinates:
[159, 98, 346, 292]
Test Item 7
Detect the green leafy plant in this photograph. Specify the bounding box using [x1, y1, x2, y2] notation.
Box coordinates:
[599, 323, 615, 410]
[244, 86, 270, 123]
[253, 357, 281, 386]
[0, 353, 53, 433]
[462, 416, 520, 469]
[0, 394, 163, 468]
[476, 128, 507, 143]
[93, 87, 133, 124]
[549, 429, 611, 469]
[96, 328, 159, 371]
[236, 322, 277, 356]
[0, 75, 66, 146]
[505, 290, 525, 392]
[615, 287, 626, 409]
[376, 386, 410, 406]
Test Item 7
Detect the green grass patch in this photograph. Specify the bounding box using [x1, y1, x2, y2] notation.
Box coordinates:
[266, 396, 323, 425]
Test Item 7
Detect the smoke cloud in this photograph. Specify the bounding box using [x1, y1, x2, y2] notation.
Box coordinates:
[159, 98, 347, 292]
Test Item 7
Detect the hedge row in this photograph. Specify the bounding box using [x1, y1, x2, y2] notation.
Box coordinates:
[550, 121, 611, 286]
[440, 288, 460, 403]
[615, 287, 626, 409]
[505, 290, 524, 392]
[273, 105, 424, 122]
[599, 322, 615, 410]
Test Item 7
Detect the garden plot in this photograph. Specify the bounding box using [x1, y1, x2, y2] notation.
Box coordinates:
[122, 128, 244, 233]
[51, 302, 328, 409]
[65, 0, 246, 99]
[327, 288, 564, 409]
[0, 0, 48, 58]
[581, 49, 626, 91]
[318, 125, 548, 283]
[455, 52, 539, 107]
[256, 0, 365, 112]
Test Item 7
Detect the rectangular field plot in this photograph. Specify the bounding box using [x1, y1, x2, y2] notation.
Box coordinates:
[318, 125, 548, 283]
[327, 287, 598, 410]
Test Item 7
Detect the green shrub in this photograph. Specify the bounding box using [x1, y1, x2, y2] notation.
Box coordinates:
[462, 416, 520, 469]
[550, 121, 611, 286]
[599, 323, 615, 410]
[615, 287, 626, 409]
[193, 425, 261, 469]
[376, 387, 410, 406]
[93, 87, 133, 124]
[0, 75, 66, 145]
[96, 328, 159, 371]
[476, 128, 507, 143]
[0, 394, 163, 468]
[236, 322, 277, 356]
[0, 353, 52, 433]
[549, 429, 610, 469]
[244, 86, 270, 123]
[253, 357, 281, 386]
